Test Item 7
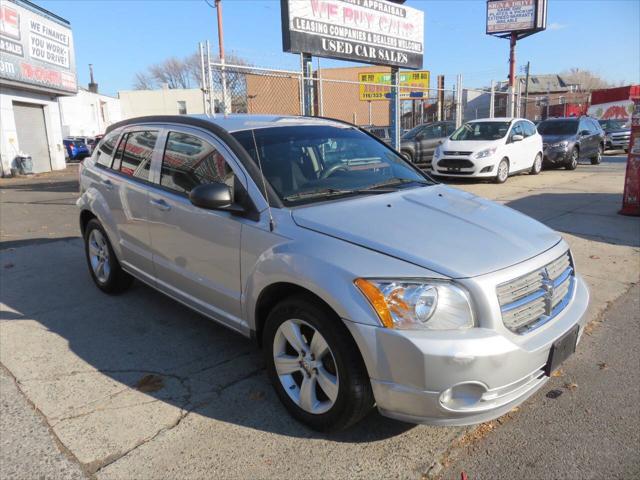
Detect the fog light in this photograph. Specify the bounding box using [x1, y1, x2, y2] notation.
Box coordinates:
[480, 166, 493, 173]
[439, 382, 487, 410]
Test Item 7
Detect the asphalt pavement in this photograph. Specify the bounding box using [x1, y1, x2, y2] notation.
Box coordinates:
[1, 155, 638, 479]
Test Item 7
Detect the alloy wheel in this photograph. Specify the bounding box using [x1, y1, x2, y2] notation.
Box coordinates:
[273, 319, 339, 415]
[88, 229, 111, 284]
[533, 154, 542, 174]
[497, 160, 509, 182]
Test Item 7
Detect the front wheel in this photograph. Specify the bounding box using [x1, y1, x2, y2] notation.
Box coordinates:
[530, 153, 542, 175]
[263, 296, 374, 432]
[566, 148, 579, 170]
[591, 145, 603, 165]
[494, 158, 509, 183]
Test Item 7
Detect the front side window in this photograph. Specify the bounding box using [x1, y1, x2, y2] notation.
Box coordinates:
[232, 125, 431, 205]
[450, 121, 511, 141]
[119, 131, 157, 181]
[160, 132, 235, 196]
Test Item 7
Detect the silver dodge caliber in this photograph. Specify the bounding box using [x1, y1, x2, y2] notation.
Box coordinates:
[77, 115, 589, 431]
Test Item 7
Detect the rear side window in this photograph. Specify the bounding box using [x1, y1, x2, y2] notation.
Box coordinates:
[118, 131, 157, 181]
[160, 131, 235, 195]
[95, 130, 120, 168]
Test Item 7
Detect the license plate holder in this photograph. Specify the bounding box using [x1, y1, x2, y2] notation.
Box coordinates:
[544, 325, 579, 377]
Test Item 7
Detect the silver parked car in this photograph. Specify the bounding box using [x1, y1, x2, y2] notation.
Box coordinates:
[78, 114, 589, 431]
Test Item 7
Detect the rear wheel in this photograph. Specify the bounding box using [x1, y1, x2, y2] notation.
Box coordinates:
[591, 145, 603, 165]
[566, 148, 579, 170]
[84, 219, 133, 294]
[495, 158, 509, 183]
[263, 296, 374, 432]
[530, 153, 542, 175]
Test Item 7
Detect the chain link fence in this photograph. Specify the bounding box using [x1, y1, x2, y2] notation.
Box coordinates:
[204, 63, 458, 132]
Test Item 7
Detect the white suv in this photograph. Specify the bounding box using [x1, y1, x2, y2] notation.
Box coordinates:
[432, 118, 543, 183]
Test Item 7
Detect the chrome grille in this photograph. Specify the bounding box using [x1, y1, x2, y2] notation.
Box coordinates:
[497, 252, 574, 334]
[443, 151, 472, 156]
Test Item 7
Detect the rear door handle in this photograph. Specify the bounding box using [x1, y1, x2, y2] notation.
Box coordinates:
[150, 198, 171, 211]
[101, 179, 114, 190]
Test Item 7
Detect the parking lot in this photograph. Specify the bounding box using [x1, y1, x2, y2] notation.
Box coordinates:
[1, 155, 639, 479]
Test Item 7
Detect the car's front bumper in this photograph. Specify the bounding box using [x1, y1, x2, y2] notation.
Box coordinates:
[431, 156, 497, 178]
[543, 148, 571, 164]
[344, 275, 590, 426]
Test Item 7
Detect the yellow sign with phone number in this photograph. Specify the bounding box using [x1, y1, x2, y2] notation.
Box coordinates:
[358, 71, 430, 101]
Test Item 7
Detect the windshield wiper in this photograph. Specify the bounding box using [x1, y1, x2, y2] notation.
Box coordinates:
[357, 177, 431, 192]
[283, 188, 358, 201]
[283, 178, 431, 202]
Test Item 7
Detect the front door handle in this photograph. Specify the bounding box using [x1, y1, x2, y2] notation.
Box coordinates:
[101, 179, 114, 190]
[150, 198, 171, 211]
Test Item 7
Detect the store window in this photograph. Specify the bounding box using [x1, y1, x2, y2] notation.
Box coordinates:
[177, 101, 187, 115]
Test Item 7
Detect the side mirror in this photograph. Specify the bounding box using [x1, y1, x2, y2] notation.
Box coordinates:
[511, 134, 524, 142]
[189, 182, 233, 210]
[415, 134, 424, 141]
[579, 130, 590, 136]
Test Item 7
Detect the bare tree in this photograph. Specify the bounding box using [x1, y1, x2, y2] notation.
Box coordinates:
[133, 72, 154, 90]
[561, 68, 611, 92]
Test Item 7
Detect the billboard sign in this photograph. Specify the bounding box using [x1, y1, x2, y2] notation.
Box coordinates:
[486, 0, 547, 36]
[0, 0, 77, 94]
[359, 70, 430, 101]
[281, 0, 424, 69]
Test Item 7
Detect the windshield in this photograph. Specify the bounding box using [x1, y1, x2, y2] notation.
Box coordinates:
[402, 125, 423, 139]
[537, 120, 579, 135]
[450, 121, 510, 141]
[599, 119, 630, 130]
[232, 125, 432, 205]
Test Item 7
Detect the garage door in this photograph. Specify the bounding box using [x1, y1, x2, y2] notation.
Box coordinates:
[13, 102, 52, 173]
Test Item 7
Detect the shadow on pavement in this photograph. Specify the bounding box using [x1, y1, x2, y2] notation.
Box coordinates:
[505, 192, 639, 248]
[0, 239, 414, 442]
[0, 180, 79, 194]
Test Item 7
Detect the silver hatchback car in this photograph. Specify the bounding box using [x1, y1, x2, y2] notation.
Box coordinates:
[77, 114, 589, 431]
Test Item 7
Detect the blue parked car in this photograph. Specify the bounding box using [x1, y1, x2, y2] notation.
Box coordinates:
[63, 138, 91, 161]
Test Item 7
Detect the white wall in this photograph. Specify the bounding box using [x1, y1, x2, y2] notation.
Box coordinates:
[118, 88, 206, 119]
[0, 87, 66, 175]
[58, 89, 122, 137]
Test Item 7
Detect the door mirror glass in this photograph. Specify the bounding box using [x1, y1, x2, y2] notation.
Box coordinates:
[511, 134, 524, 142]
[189, 182, 233, 210]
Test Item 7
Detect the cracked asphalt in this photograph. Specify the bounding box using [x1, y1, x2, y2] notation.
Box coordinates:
[1, 155, 638, 479]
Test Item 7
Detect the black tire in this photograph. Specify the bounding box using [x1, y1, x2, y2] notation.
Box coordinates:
[530, 153, 542, 175]
[566, 148, 579, 170]
[591, 145, 603, 165]
[84, 219, 133, 294]
[494, 158, 509, 183]
[263, 295, 374, 432]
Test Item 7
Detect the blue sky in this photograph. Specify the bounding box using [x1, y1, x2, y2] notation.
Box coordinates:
[39, 0, 640, 96]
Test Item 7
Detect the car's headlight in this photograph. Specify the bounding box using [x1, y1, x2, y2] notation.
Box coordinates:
[433, 145, 442, 159]
[550, 141, 569, 149]
[354, 278, 474, 330]
[473, 147, 497, 159]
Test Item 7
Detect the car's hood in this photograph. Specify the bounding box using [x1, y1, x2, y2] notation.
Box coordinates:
[540, 134, 575, 143]
[441, 139, 501, 153]
[291, 184, 561, 278]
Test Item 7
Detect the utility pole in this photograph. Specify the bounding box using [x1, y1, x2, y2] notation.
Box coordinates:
[214, 0, 229, 114]
[523, 61, 530, 118]
[508, 32, 517, 117]
[489, 80, 495, 118]
[300, 53, 313, 116]
[390, 68, 400, 149]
